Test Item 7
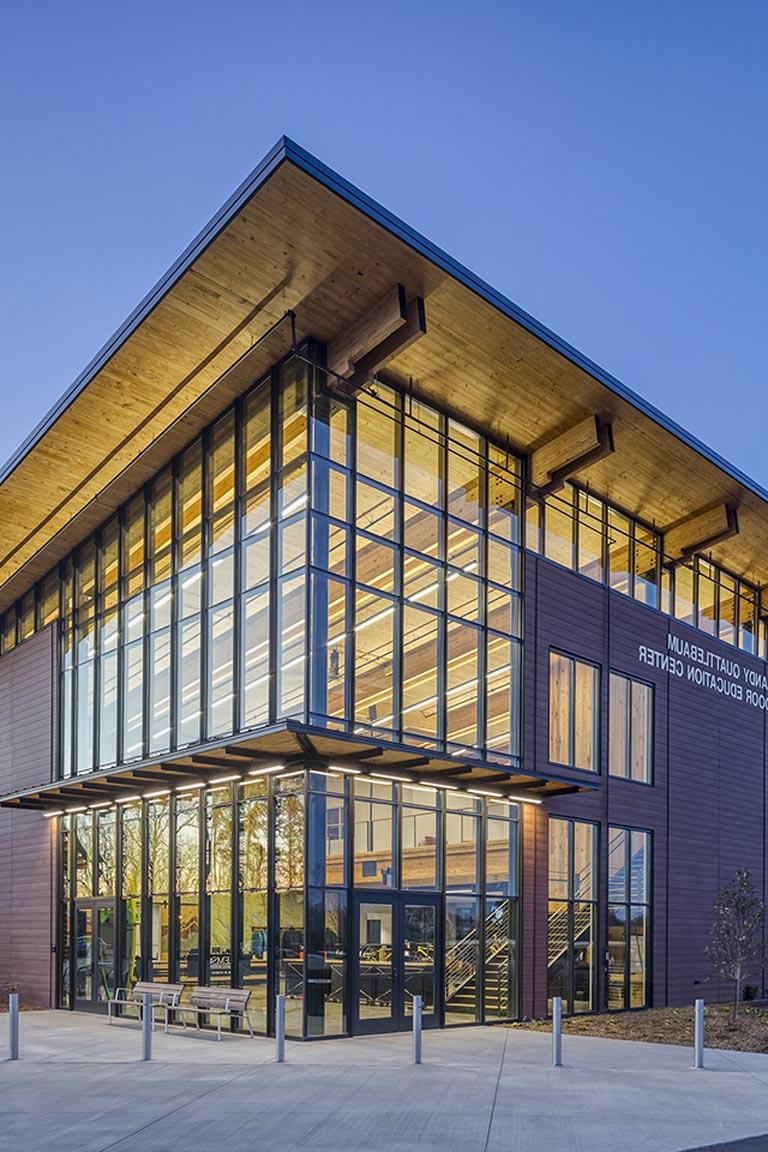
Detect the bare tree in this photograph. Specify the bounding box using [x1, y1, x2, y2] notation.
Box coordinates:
[706, 867, 765, 1023]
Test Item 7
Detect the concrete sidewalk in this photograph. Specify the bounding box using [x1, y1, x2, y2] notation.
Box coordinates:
[2, 1011, 768, 1152]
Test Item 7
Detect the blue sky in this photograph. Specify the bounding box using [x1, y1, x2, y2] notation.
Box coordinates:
[1, 2, 766, 482]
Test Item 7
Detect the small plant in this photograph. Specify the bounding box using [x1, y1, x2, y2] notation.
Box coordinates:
[706, 868, 765, 1023]
[0, 982, 19, 1007]
[744, 984, 759, 1001]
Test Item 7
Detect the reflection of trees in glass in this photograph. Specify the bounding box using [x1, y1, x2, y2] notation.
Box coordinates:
[121, 807, 142, 897]
[176, 797, 200, 894]
[97, 811, 116, 895]
[147, 802, 169, 893]
[240, 800, 268, 890]
[207, 791, 232, 892]
[275, 794, 305, 890]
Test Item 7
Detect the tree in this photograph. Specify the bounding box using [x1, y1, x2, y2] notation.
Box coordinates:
[706, 868, 765, 1023]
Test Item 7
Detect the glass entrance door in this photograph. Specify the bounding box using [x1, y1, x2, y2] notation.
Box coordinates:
[73, 900, 116, 1009]
[354, 893, 440, 1034]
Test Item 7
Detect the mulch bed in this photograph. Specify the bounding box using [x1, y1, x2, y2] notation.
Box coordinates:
[507, 1004, 768, 1053]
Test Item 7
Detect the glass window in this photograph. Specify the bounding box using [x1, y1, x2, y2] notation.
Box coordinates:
[402, 605, 439, 739]
[96, 808, 116, 896]
[447, 421, 482, 526]
[548, 652, 598, 772]
[608, 826, 651, 1010]
[308, 791, 346, 887]
[547, 817, 598, 1014]
[485, 814, 517, 895]
[544, 492, 574, 569]
[401, 804, 438, 889]
[354, 798, 393, 888]
[487, 445, 519, 543]
[356, 386, 396, 488]
[404, 399, 441, 507]
[633, 525, 659, 607]
[275, 786, 305, 890]
[306, 888, 346, 1036]
[576, 491, 604, 582]
[609, 673, 652, 783]
[607, 509, 631, 595]
[445, 895, 480, 1023]
[74, 812, 93, 897]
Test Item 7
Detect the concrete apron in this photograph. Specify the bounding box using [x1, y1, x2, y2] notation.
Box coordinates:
[2, 1011, 768, 1152]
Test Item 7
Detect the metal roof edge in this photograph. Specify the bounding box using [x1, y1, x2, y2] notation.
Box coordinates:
[281, 136, 768, 508]
[0, 135, 292, 488]
[3, 133, 766, 513]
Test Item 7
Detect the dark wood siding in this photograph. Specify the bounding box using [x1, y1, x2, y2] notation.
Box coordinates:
[522, 552, 768, 1016]
[0, 626, 58, 1005]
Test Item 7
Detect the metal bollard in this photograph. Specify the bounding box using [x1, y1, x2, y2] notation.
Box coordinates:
[141, 994, 152, 1061]
[693, 998, 704, 1070]
[412, 995, 422, 1065]
[8, 992, 19, 1061]
[552, 996, 562, 1067]
[275, 994, 286, 1063]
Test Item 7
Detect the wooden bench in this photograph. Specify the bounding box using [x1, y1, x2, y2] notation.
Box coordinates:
[172, 986, 254, 1040]
[108, 981, 184, 1032]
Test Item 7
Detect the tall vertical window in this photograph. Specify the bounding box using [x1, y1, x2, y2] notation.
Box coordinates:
[608, 826, 651, 1010]
[547, 817, 597, 1014]
[122, 495, 146, 761]
[609, 673, 653, 783]
[549, 652, 599, 771]
[206, 414, 236, 737]
[176, 444, 203, 748]
[148, 471, 173, 754]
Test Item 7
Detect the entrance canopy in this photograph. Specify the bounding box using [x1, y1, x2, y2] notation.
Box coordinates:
[0, 719, 595, 813]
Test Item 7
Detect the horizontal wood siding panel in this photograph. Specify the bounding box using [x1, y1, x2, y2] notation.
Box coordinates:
[0, 808, 55, 1005]
[526, 553, 767, 1013]
[0, 626, 58, 1006]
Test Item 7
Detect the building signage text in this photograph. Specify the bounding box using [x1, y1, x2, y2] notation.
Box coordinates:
[638, 633, 768, 711]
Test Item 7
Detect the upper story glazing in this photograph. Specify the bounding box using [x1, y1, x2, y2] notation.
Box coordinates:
[0, 342, 763, 783]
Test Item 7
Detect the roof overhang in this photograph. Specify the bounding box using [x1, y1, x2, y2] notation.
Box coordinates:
[2, 135, 768, 611]
[0, 721, 595, 812]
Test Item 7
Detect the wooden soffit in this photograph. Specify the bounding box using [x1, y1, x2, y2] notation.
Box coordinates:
[1, 137, 768, 611]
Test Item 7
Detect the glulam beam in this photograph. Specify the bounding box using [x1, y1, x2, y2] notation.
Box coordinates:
[663, 503, 738, 565]
[529, 415, 614, 493]
[325, 286, 427, 397]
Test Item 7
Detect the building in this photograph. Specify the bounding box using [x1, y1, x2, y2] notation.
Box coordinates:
[0, 137, 766, 1038]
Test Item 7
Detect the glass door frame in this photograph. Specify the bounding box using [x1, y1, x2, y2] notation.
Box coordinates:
[351, 890, 442, 1035]
[72, 898, 117, 1011]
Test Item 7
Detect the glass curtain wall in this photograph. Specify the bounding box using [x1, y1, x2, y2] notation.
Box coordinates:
[5, 348, 524, 781]
[57, 774, 520, 1035]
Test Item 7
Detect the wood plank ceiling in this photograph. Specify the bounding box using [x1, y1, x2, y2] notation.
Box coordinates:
[0, 152, 764, 613]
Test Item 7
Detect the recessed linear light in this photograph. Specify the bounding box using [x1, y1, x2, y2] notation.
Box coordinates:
[144, 789, 171, 799]
[44, 809, 64, 818]
[368, 773, 412, 783]
[506, 793, 542, 806]
[89, 801, 114, 810]
[466, 788, 503, 798]
[419, 779, 457, 790]
[176, 782, 204, 792]
[248, 764, 285, 777]
[327, 764, 361, 775]
[115, 794, 142, 804]
[210, 774, 242, 784]
[65, 806, 87, 814]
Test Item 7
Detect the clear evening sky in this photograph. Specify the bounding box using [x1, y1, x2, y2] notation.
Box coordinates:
[1, 2, 766, 484]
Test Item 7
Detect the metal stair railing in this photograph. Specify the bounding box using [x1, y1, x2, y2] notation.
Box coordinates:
[445, 901, 510, 1001]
